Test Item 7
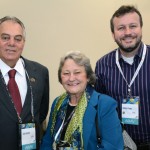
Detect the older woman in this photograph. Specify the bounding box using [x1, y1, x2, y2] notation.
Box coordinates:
[40, 51, 123, 150]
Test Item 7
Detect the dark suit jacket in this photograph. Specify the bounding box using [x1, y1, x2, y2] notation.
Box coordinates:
[0, 57, 49, 150]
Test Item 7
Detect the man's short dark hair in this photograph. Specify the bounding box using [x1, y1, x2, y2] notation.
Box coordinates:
[110, 5, 143, 33]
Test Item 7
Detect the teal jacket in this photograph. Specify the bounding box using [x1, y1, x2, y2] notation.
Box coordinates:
[40, 85, 123, 150]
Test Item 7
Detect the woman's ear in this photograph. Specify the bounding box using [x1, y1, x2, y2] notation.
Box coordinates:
[87, 78, 90, 82]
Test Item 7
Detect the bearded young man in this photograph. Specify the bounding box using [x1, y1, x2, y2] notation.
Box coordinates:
[95, 5, 150, 150]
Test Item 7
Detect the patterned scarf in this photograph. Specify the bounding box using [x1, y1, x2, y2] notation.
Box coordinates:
[51, 92, 87, 149]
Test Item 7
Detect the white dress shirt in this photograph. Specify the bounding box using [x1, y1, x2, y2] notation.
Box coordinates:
[0, 58, 27, 106]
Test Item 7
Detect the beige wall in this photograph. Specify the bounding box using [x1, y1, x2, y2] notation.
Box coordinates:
[1, 0, 150, 122]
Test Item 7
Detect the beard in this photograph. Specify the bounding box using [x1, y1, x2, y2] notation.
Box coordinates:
[115, 34, 142, 53]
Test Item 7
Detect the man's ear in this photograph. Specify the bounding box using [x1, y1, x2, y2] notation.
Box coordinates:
[111, 32, 115, 42]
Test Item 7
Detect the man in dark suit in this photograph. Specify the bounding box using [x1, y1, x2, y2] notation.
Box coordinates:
[0, 16, 49, 150]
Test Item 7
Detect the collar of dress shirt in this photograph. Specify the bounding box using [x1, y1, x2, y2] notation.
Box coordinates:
[0, 58, 25, 77]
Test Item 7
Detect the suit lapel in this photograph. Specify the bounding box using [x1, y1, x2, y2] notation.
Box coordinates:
[20, 57, 37, 120]
[20, 78, 32, 120]
[0, 72, 18, 121]
[83, 90, 99, 150]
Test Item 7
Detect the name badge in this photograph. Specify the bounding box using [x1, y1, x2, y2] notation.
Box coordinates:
[19, 123, 36, 150]
[122, 96, 139, 125]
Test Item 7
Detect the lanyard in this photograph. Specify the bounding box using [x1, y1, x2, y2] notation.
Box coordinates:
[24, 69, 35, 123]
[21, 58, 35, 123]
[116, 44, 147, 96]
[54, 105, 75, 142]
[0, 68, 35, 123]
